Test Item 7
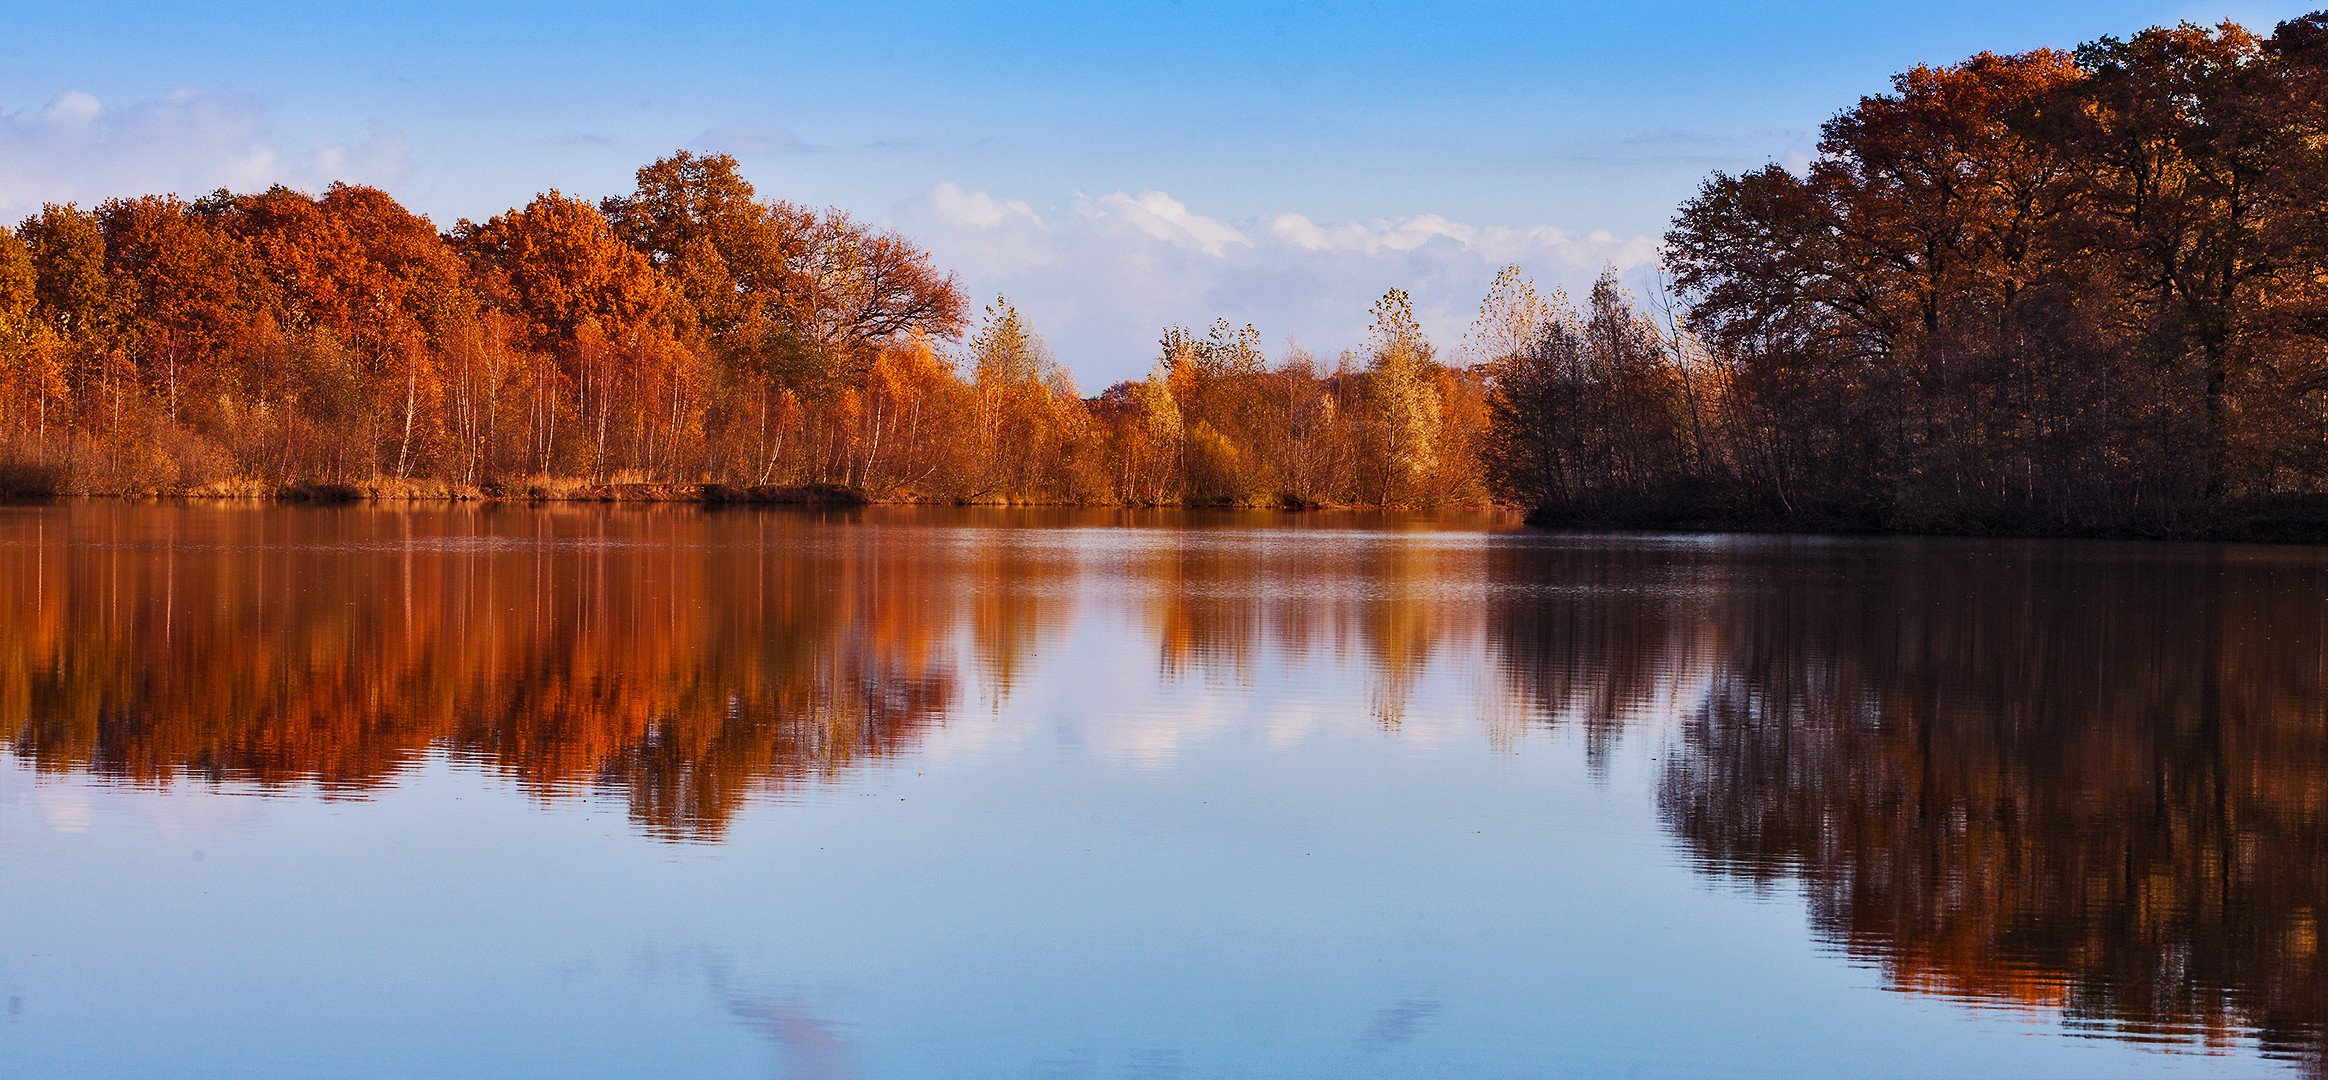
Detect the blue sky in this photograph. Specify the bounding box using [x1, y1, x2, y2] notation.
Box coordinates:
[2, 1, 2316, 383]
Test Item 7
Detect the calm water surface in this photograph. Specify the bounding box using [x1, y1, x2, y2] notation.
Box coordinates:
[2, 503, 2322, 1078]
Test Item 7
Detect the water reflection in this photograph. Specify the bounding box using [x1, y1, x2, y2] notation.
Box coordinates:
[4, 505, 2324, 1069]
[1, 505, 1505, 830]
[1, 502, 958, 839]
[1649, 541, 2328, 1068]
[1485, 539, 1725, 773]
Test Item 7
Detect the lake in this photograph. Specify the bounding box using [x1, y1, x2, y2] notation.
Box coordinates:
[2, 503, 2321, 1078]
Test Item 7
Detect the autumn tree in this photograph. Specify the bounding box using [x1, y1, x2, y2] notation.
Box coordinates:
[1157, 318, 1268, 502]
[1648, 18, 2328, 532]
[0, 229, 64, 438]
[1358, 288, 1442, 506]
[965, 296, 1088, 500]
[456, 191, 686, 479]
[1481, 269, 1695, 516]
[603, 151, 967, 393]
[1464, 265, 1554, 367]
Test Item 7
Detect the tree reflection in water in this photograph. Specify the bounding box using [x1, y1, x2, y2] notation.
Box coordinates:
[1634, 540, 2327, 1070]
[5, 506, 2324, 1067]
[1, 502, 958, 840]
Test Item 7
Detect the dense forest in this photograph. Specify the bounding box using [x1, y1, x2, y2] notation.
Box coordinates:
[0, 150, 1492, 508]
[1493, 13, 2328, 535]
[6, 12, 2328, 532]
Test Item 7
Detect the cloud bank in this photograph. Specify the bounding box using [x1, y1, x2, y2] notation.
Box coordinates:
[0, 89, 409, 218]
[898, 182, 1659, 388]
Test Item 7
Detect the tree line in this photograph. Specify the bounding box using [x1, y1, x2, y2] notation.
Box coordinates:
[11, 10, 2327, 531]
[0, 150, 1503, 507]
[1487, 13, 2328, 535]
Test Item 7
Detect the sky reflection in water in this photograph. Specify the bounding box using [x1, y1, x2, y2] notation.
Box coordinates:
[2, 503, 2321, 1078]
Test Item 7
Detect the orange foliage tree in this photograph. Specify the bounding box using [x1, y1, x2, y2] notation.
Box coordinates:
[0, 148, 1507, 507]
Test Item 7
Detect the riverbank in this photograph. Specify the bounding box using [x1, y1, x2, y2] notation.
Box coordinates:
[0, 473, 1427, 511]
[1523, 492, 2328, 543]
[0, 474, 879, 506]
[12, 479, 2328, 542]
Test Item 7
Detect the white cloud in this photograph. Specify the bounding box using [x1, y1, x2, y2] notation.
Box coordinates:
[0, 89, 411, 218]
[1086, 190, 1251, 257]
[899, 182, 1659, 389]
